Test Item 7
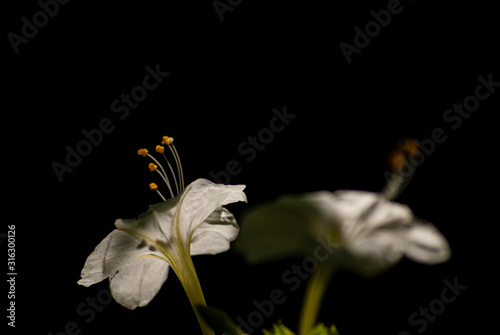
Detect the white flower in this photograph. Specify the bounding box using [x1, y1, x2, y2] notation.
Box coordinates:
[78, 136, 246, 335]
[78, 178, 247, 309]
[236, 190, 450, 276]
[236, 140, 451, 335]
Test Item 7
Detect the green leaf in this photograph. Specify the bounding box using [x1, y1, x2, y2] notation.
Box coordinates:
[261, 321, 339, 335]
[262, 321, 295, 335]
[196, 305, 246, 335]
[309, 323, 339, 335]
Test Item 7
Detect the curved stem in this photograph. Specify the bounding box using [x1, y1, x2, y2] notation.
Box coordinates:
[298, 263, 335, 335]
[166, 185, 213, 335]
[170, 254, 215, 335]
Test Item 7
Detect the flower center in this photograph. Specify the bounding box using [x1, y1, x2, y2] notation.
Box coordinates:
[137, 136, 185, 201]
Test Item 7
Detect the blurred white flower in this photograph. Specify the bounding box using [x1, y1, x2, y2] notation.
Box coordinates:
[236, 139, 450, 335]
[237, 190, 449, 276]
[237, 139, 450, 276]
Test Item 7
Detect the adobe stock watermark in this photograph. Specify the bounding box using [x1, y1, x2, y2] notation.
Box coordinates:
[398, 277, 467, 334]
[51, 63, 169, 183]
[384, 72, 499, 187]
[7, 0, 71, 54]
[339, 0, 412, 64]
[48, 288, 113, 335]
[212, 0, 244, 22]
[209, 106, 296, 184]
[237, 235, 337, 334]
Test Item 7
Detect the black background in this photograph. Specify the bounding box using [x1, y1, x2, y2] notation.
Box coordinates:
[4, 0, 499, 334]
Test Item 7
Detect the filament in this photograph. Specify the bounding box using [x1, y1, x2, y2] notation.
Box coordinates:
[147, 153, 174, 198]
[156, 189, 166, 201]
[170, 144, 185, 192]
[162, 152, 180, 195]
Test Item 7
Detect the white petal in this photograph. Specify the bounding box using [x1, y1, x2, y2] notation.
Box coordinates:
[236, 190, 450, 273]
[344, 220, 451, 276]
[78, 230, 164, 287]
[338, 243, 404, 276]
[342, 232, 408, 276]
[330, 191, 414, 236]
[190, 207, 240, 255]
[320, 191, 378, 223]
[110, 257, 170, 309]
[114, 196, 180, 244]
[175, 179, 246, 246]
[391, 220, 451, 264]
[113, 179, 245, 257]
[78, 231, 114, 286]
[236, 192, 338, 263]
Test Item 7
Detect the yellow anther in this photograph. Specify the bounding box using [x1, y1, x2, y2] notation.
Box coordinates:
[148, 163, 158, 171]
[162, 136, 174, 145]
[388, 151, 406, 171]
[149, 183, 158, 190]
[137, 148, 149, 157]
[156, 145, 165, 153]
[399, 139, 419, 156]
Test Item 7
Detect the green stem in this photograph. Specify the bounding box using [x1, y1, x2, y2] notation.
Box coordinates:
[170, 254, 215, 335]
[167, 185, 213, 335]
[298, 263, 335, 335]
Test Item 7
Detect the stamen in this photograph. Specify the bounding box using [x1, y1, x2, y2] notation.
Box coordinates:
[148, 163, 158, 171]
[157, 145, 180, 194]
[149, 183, 166, 201]
[137, 136, 186, 201]
[137, 148, 149, 157]
[155, 145, 165, 154]
[399, 138, 419, 156]
[147, 154, 174, 198]
[387, 151, 406, 171]
[162, 136, 174, 145]
[138, 149, 174, 198]
[171, 143, 184, 191]
[382, 172, 405, 201]
[382, 139, 419, 200]
[162, 136, 185, 192]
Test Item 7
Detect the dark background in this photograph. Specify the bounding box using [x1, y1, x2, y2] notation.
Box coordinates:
[4, 0, 498, 334]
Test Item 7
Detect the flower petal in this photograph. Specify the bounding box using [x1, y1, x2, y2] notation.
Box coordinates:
[78, 230, 165, 287]
[236, 192, 339, 264]
[78, 231, 114, 286]
[174, 179, 246, 246]
[114, 196, 180, 246]
[190, 207, 240, 256]
[110, 257, 170, 309]
[329, 191, 414, 237]
[388, 220, 451, 264]
[343, 220, 451, 276]
[320, 191, 378, 223]
[336, 242, 403, 276]
[236, 190, 450, 274]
